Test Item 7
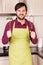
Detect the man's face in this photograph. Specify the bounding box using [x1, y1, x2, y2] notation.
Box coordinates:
[16, 6, 27, 20]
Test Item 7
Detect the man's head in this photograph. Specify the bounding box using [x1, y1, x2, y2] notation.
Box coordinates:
[15, 2, 27, 20]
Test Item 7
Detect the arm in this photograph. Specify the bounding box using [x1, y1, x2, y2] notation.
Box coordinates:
[29, 22, 38, 44]
[2, 21, 11, 44]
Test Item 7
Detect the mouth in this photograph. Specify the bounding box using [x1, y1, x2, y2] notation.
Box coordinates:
[19, 14, 24, 16]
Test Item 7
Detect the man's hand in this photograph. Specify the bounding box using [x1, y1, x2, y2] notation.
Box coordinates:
[7, 30, 11, 38]
[30, 31, 36, 39]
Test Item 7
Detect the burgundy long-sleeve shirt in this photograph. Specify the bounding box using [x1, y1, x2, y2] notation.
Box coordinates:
[2, 18, 38, 44]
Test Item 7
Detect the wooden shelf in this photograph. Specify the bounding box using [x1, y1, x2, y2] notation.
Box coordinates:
[0, 13, 16, 16]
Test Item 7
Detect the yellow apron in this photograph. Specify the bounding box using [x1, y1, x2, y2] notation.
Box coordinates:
[9, 26, 33, 65]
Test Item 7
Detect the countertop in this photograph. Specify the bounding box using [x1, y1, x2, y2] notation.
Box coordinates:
[0, 46, 43, 58]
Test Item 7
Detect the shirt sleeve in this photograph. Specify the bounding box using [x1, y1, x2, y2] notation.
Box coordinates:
[2, 21, 11, 44]
[29, 22, 38, 44]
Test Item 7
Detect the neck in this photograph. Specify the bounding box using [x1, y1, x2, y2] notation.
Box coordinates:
[17, 18, 25, 25]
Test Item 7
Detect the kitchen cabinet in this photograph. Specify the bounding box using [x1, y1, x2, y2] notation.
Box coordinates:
[0, 57, 9, 65]
[38, 56, 43, 65]
[0, 0, 43, 15]
[0, 0, 4, 13]
[4, 0, 19, 13]
[0, 0, 19, 13]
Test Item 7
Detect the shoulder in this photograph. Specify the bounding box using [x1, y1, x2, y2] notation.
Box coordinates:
[25, 19, 35, 31]
[6, 19, 16, 27]
[25, 19, 34, 27]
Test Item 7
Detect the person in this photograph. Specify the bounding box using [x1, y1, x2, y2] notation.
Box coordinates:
[2, 2, 38, 65]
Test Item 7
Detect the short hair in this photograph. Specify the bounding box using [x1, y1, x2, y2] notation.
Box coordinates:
[15, 2, 27, 11]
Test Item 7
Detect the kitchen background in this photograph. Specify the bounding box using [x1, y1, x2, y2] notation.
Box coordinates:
[0, 0, 43, 65]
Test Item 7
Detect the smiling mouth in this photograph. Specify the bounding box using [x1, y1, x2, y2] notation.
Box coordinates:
[20, 14, 24, 16]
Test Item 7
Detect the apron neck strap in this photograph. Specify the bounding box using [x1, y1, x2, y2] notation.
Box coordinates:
[13, 22, 15, 28]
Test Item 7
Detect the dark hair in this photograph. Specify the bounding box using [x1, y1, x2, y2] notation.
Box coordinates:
[15, 2, 27, 11]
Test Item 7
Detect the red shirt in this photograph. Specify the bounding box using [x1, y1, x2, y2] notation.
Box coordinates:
[2, 18, 38, 44]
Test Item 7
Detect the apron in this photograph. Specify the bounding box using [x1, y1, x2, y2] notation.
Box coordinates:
[9, 26, 33, 65]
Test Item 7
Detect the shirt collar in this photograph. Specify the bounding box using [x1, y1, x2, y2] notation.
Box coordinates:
[15, 18, 26, 25]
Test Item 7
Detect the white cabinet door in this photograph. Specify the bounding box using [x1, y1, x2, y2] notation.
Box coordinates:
[0, 57, 9, 65]
[0, 0, 19, 13]
[0, 0, 3, 13]
[5, 0, 19, 13]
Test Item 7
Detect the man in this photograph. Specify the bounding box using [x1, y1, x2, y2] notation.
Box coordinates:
[2, 2, 38, 65]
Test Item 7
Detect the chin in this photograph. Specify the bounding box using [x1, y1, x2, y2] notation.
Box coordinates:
[19, 17, 25, 20]
[20, 18, 24, 20]
[17, 15, 25, 20]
